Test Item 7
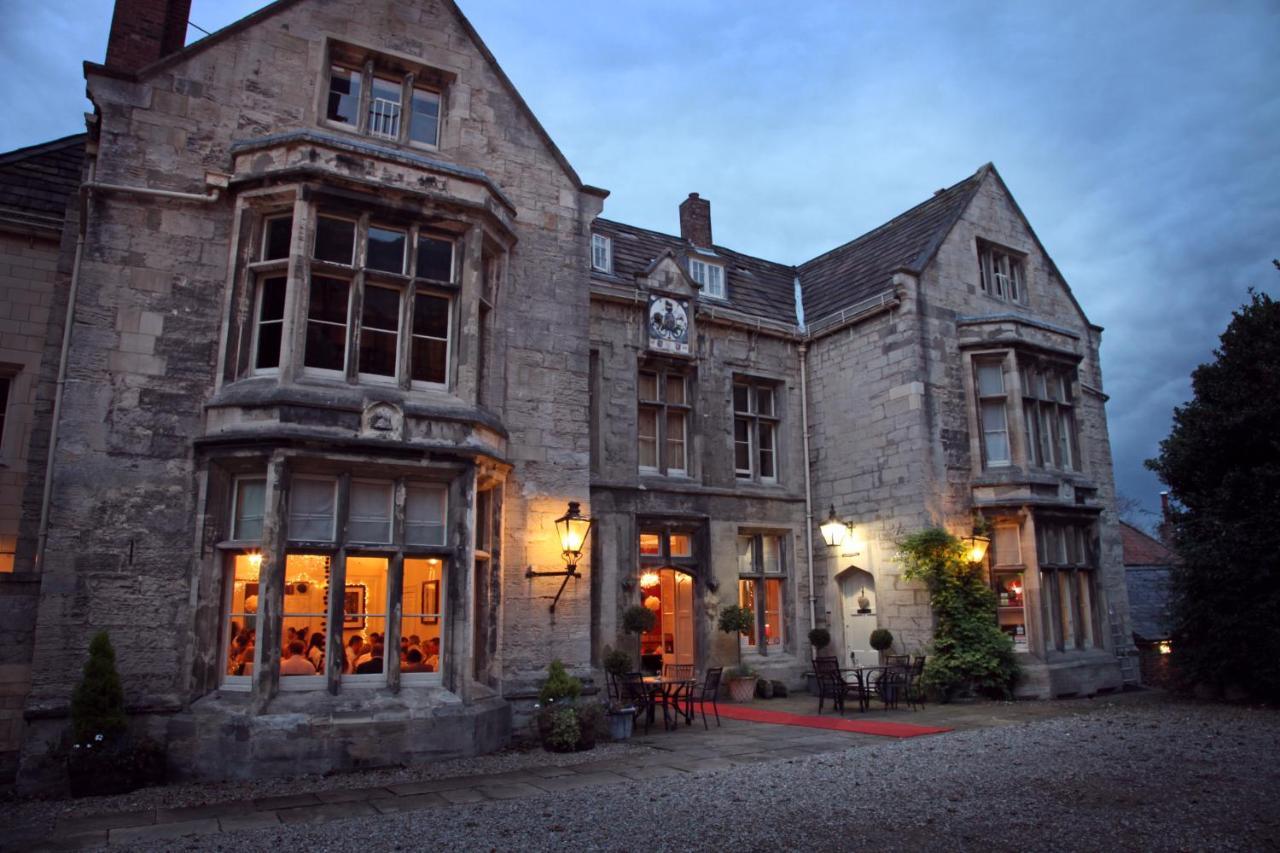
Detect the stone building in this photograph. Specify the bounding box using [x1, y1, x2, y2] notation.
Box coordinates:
[0, 0, 1133, 789]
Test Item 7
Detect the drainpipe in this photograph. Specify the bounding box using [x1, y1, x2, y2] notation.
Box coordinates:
[34, 165, 226, 569]
[798, 341, 818, 631]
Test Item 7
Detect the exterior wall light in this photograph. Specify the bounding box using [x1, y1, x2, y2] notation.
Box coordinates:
[962, 532, 991, 565]
[820, 505, 847, 549]
[526, 501, 594, 613]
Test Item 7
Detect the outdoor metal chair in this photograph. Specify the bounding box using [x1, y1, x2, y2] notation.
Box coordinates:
[873, 665, 907, 710]
[685, 667, 723, 729]
[620, 672, 655, 735]
[884, 654, 911, 668]
[658, 663, 696, 727]
[903, 655, 927, 710]
[814, 655, 865, 713]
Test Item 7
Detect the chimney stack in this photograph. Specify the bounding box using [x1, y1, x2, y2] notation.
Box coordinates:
[105, 0, 192, 73]
[678, 193, 712, 249]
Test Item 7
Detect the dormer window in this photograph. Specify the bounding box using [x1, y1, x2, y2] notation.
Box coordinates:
[322, 42, 449, 150]
[591, 234, 612, 273]
[689, 258, 725, 299]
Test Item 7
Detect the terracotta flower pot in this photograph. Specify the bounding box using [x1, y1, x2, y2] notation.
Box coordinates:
[727, 676, 757, 702]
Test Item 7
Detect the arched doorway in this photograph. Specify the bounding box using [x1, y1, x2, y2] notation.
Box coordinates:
[637, 568, 695, 673]
[838, 566, 877, 667]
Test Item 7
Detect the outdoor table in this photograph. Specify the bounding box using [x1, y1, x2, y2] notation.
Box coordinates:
[642, 676, 696, 730]
[848, 664, 909, 711]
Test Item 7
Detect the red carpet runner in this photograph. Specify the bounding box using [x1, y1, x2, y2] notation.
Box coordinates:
[693, 703, 951, 738]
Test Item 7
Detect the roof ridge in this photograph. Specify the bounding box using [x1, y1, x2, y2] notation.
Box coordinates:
[0, 132, 87, 166]
[798, 164, 986, 270]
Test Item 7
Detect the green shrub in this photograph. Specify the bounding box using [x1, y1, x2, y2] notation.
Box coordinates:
[899, 528, 1018, 700]
[603, 647, 632, 677]
[621, 604, 657, 635]
[869, 628, 894, 652]
[546, 707, 580, 751]
[718, 604, 754, 671]
[71, 632, 127, 744]
[538, 659, 582, 705]
[808, 627, 831, 651]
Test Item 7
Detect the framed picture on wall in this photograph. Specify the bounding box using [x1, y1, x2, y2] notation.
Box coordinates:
[420, 580, 440, 625]
[343, 584, 366, 629]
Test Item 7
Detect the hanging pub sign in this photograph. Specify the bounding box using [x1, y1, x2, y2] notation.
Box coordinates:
[647, 294, 690, 355]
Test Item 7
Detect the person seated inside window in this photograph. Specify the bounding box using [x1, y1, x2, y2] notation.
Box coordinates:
[345, 635, 364, 673]
[355, 643, 384, 674]
[307, 633, 325, 671]
[402, 647, 428, 673]
[423, 637, 440, 672]
[281, 640, 316, 676]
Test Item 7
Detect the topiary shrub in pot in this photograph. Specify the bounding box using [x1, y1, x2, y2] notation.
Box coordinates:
[621, 604, 657, 673]
[718, 605, 758, 702]
[869, 628, 894, 662]
[808, 627, 831, 657]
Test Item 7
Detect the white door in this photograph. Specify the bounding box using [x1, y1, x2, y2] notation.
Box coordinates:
[840, 569, 877, 667]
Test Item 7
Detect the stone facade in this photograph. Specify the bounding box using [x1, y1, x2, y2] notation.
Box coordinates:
[1, 0, 1132, 790]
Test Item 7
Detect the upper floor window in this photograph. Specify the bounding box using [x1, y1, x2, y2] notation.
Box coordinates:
[689, 258, 725, 299]
[638, 368, 689, 476]
[978, 242, 1025, 303]
[591, 234, 612, 273]
[323, 44, 446, 149]
[1022, 360, 1079, 472]
[974, 360, 1011, 468]
[734, 381, 778, 482]
[248, 210, 455, 389]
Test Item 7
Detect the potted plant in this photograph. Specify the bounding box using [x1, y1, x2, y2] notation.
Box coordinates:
[621, 604, 657, 673]
[805, 627, 832, 694]
[601, 647, 636, 739]
[535, 659, 599, 752]
[870, 628, 894, 662]
[718, 605, 758, 702]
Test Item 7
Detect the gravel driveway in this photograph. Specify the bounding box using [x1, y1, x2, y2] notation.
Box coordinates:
[109, 698, 1278, 852]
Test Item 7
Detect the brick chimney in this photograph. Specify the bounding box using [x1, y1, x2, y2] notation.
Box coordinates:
[678, 193, 712, 248]
[105, 0, 192, 73]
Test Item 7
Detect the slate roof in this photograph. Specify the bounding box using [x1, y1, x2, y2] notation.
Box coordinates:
[798, 165, 988, 326]
[0, 133, 85, 234]
[592, 218, 798, 325]
[594, 164, 992, 330]
[1120, 521, 1176, 566]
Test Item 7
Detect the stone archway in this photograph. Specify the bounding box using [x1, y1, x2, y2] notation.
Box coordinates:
[836, 565, 877, 667]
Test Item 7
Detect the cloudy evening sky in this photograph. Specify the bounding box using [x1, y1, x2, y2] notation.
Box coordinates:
[1, 0, 1276, 526]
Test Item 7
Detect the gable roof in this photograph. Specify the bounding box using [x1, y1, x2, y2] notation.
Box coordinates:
[0, 133, 85, 236]
[1121, 521, 1176, 567]
[592, 218, 798, 325]
[798, 165, 987, 326]
[84, 0, 605, 198]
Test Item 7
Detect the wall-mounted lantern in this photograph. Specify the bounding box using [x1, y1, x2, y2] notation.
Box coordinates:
[526, 501, 594, 612]
[961, 532, 991, 565]
[819, 505, 847, 549]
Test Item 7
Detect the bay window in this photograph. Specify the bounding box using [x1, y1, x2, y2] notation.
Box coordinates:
[222, 473, 450, 690]
[246, 208, 458, 390]
[974, 359, 1011, 468]
[1036, 519, 1101, 652]
[1021, 359, 1079, 471]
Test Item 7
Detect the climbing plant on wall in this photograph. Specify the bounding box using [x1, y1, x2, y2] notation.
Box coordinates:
[899, 528, 1018, 700]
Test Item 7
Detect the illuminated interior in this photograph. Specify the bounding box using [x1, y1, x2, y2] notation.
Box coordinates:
[638, 568, 693, 673]
[224, 553, 445, 681]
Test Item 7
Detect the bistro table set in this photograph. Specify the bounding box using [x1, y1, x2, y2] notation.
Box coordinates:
[813, 654, 927, 714]
[613, 666, 723, 733]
